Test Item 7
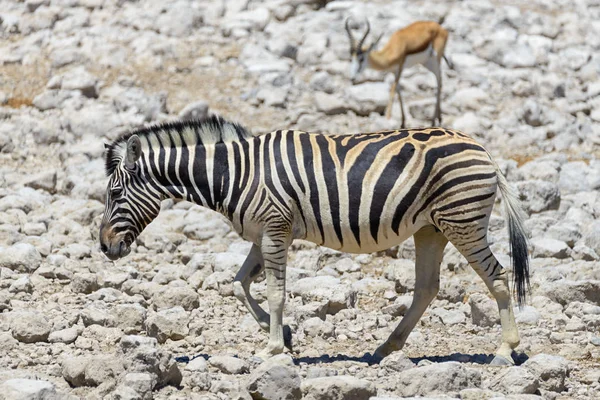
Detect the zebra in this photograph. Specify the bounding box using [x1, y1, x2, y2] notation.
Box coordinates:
[99, 115, 529, 365]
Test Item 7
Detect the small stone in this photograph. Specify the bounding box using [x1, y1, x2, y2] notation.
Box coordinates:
[10, 311, 51, 343]
[395, 362, 481, 397]
[489, 366, 540, 394]
[247, 354, 301, 400]
[209, 355, 248, 375]
[71, 273, 100, 294]
[152, 286, 199, 311]
[301, 376, 377, 400]
[469, 293, 499, 327]
[122, 372, 156, 399]
[185, 357, 208, 372]
[0, 243, 42, 273]
[523, 354, 570, 392]
[145, 306, 189, 343]
[380, 351, 415, 373]
[314, 92, 348, 115]
[302, 317, 335, 338]
[179, 100, 209, 121]
[60, 66, 98, 98]
[62, 356, 91, 387]
[23, 170, 58, 193]
[531, 238, 570, 259]
[0, 379, 58, 400]
[48, 326, 80, 344]
[8, 275, 33, 293]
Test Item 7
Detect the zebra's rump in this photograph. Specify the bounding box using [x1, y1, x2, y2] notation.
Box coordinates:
[264, 128, 497, 253]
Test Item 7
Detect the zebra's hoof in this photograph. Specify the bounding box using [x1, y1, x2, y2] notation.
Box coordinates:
[363, 352, 384, 365]
[490, 355, 514, 366]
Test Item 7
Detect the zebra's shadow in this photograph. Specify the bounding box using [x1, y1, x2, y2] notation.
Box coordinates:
[175, 351, 528, 366]
[292, 351, 528, 366]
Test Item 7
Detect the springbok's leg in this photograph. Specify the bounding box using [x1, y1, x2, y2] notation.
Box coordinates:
[233, 244, 270, 330]
[452, 238, 520, 365]
[424, 56, 442, 126]
[257, 232, 291, 358]
[385, 77, 398, 120]
[431, 33, 448, 126]
[373, 225, 447, 360]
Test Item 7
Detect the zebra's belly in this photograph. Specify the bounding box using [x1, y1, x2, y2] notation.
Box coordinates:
[298, 218, 428, 255]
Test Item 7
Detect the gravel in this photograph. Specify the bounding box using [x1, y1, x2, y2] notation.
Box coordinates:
[0, 0, 599, 399]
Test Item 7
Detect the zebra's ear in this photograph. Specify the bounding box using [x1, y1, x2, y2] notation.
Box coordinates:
[125, 135, 141, 169]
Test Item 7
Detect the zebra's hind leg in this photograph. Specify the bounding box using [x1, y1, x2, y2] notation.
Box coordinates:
[450, 236, 520, 365]
[372, 225, 448, 361]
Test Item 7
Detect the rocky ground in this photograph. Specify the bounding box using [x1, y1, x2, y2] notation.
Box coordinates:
[0, 0, 600, 399]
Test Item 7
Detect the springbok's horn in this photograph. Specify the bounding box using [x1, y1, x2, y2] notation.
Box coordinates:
[357, 18, 371, 51]
[345, 17, 356, 52]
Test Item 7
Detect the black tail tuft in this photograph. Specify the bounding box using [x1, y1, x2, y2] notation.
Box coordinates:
[508, 205, 530, 307]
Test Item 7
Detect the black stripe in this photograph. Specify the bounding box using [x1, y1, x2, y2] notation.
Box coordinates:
[299, 133, 325, 243]
[273, 132, 306, 229]
[316, 135, 343, 246]
[286, 131, 306, 193]
[213, 141, 230, 211]
[393, 143, 486, 234]
[191, 141, 213, 209]
[262, 132, 290, 211]
[413, 172, 497, 223]
[239, 138, 261, 231]
[438, 213, 486, 225]
[227, 141, 244, 217]
[348, 134, 409, 246]
[369, 143, 415, 242]
[433, 192, 496, 214]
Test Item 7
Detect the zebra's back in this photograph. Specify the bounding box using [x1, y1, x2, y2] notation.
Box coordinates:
[260, 128, 497, 253]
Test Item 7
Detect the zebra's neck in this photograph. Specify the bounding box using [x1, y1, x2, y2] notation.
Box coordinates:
[127, 117, 254, 216]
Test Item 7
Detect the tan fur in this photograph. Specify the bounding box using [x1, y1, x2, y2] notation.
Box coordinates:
[368, 21, 449, 70]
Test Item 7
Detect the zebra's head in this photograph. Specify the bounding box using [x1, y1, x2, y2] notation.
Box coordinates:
[100, 135, 161, 261]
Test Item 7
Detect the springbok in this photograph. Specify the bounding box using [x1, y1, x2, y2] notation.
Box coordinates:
[346, 18, 453, 128]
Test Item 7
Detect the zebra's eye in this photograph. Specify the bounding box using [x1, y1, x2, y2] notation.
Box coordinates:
[111, 187, 123, 197]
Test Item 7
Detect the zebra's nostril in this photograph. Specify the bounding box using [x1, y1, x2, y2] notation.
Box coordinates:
[100, 243, 108, 253]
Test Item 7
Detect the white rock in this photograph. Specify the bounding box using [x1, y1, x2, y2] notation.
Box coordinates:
[523, 354, 570, 392]
[145, 306, 189, 343]
[9, 311, 51, 343]
[396, 362, 481, 397]
[345, 82, 389, 116]
[247, 354, 301, 400]
[469, 293, 499, 327]
[488, 366, 539, 394]
[0, 243, 42, 273]
[208, 355, 248, 374]
[0, 379, 58, 400]
[179, 100, 209, 121]
[315, 92, 348, 115]
[531, 237, 570, 259]
[301, 376, 377, 400]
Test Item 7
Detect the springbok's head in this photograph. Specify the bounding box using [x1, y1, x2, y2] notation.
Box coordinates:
[345, 18, 383, 80]
[99, 135, 162, 261]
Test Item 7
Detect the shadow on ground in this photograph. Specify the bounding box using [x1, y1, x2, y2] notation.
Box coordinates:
[292, 351, 529, 366]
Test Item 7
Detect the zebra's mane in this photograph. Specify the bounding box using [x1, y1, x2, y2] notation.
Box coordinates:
[104, 115, 252, 176]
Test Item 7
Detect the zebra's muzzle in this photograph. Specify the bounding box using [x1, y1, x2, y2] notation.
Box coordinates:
[101, 239, 130, 261]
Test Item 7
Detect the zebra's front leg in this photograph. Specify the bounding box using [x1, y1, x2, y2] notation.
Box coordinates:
[257, 233, 291, 359]
[233, 244, 269, 331]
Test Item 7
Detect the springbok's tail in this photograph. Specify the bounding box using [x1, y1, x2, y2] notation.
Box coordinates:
[493, 161, 530, 307]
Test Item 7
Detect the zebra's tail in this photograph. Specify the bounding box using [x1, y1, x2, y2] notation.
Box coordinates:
[493, 161, 530, 307]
